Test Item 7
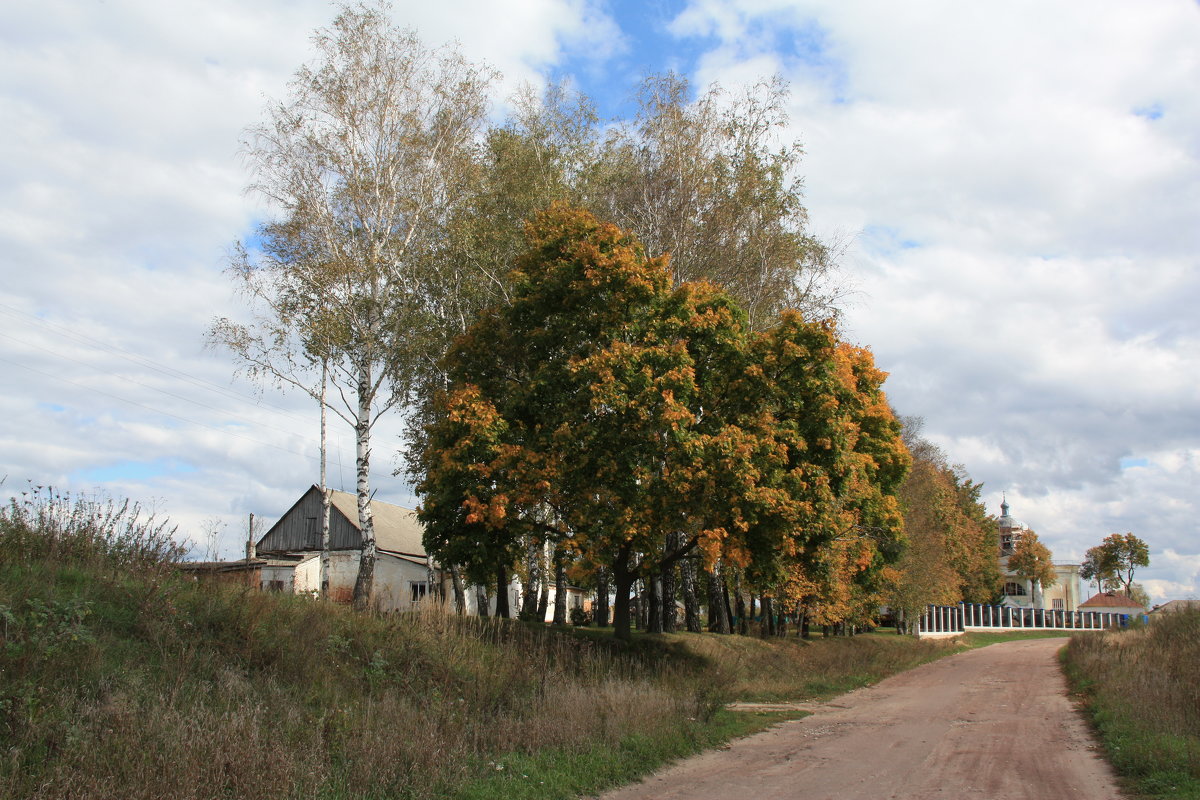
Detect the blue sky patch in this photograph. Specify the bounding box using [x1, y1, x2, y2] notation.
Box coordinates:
[1133, 103, 1164, 121]
[862, 224, 921, 254]
[38, 401, 66, 413]
[1119, 456, 1149, 470]
[73, 458, 197, 484]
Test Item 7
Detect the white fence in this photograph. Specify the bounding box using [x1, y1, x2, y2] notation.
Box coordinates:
[918, 603, 1143, 636]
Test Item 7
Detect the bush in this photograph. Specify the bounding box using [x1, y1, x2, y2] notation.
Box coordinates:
[570, 607, 590, 626]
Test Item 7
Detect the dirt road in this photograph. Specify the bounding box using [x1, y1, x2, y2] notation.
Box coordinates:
[598, 638, 1122, 800]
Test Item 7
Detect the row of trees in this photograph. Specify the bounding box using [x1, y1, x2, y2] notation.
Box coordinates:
[210, 2, 839, 609]
[213, 3, 1094, 632]
[412, 206, 908, 641]
[883, 421, 1002, 633]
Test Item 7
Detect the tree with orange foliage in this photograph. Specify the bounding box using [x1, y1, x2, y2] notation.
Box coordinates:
[416, 206, 868, 641]
[885, 421, 1001, 633]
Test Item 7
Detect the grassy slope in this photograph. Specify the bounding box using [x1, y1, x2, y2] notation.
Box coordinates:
[2, 544, 1082, 800]
[1062, 611, 1200, 799]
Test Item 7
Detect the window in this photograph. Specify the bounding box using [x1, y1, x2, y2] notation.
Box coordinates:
[1003, 581, 1027, 596]
[1052, 598, 1065, 610]
[410, 582, 428, 603]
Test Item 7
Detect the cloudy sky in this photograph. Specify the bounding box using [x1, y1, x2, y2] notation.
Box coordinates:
[2, 0, 1197, 602]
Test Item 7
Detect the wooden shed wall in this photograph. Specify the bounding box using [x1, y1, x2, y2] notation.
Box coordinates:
[257, 488, 363, 553]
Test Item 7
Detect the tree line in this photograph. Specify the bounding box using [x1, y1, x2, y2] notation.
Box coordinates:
[209, 2, 1015, 634]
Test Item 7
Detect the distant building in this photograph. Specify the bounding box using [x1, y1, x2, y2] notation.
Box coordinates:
[1149, 598, 1198, 616]
[996, 497, 1082, 612]
[1080, 591, 1146, 617]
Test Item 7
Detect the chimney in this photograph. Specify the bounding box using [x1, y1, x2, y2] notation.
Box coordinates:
[246, 512, 257, 561]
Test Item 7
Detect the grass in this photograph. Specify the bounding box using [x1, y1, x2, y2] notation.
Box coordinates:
[1063, 610, 1200, 799]
[0, 484, 1060, 799]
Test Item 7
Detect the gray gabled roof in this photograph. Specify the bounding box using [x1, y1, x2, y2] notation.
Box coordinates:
[327, 489, 425, 556]
[256, 485, 426, 557]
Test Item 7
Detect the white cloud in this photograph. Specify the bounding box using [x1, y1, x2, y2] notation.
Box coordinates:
[0, 0, 613, 558]
[668, 0, 1200, 599]
[1, 0, 1197, 603]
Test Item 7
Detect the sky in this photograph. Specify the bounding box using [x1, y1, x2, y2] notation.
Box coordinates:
[2, 0, 1197, 603]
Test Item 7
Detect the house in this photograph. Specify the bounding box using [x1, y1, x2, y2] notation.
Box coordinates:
[537, 583, 589, 622]
[255, 485, 434, 612]
[996, 498, 1082, 612]
[1079, 591, 1146, 618]
[1150, 598, 1200, 616]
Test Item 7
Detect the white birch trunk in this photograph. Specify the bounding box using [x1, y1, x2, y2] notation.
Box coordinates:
[351, 361, 376, 610]
[320, 359, 332, 600]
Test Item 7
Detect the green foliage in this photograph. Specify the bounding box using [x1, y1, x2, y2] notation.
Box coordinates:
[1083, 533, 1151, 597]
[415, 206, 906, 640]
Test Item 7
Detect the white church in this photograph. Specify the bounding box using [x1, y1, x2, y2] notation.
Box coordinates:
[997, 498, 1082, 612]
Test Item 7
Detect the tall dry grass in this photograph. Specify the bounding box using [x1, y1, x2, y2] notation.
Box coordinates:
[0, 482, 186, 571]
[0, 547, 713, 799]
[1064, 608, 1200, 797]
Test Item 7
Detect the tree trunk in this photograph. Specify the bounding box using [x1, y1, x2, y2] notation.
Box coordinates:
[681, 555, 702, 633]
[476, 583, 489, 618]
[595, 566, 610, 627]
[722, 575, 735, 632]
[536, 552, 550, 622]
[319, 360, 332, 600]
[611, 546, 636, 642]
[520, 537, 541, 619]
[552, 545, 567, 626]
[495, 562, 510, 618]
[707, 566, 730, 634]
[764, 596, 775, 637]
[351, 364, 376, 611]
[736, 590, 748, 635]
[661, 533, 679, 633]
[636, 578, 648, 630]
[450, 566, 466, 615]
[647, 574, 663, 634]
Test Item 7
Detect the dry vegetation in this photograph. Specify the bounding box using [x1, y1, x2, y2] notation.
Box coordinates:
[0, 486, 986, 799]
[1064, 609, 1200, 798]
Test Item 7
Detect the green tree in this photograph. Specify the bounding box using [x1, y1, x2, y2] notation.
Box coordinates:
[1089, 533, 1150, 597]
[415, 206, 851, 641]
[1007, 531, 1057, 606]
[1080, 546, 1115, 595]
[211, 2, 494, 608]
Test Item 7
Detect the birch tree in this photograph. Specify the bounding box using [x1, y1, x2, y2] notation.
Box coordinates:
[211, 2, 494, 609]
[593, 72, 841, 328]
